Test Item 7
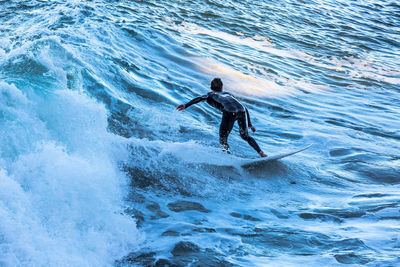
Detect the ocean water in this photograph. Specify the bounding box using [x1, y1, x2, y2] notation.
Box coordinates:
[1, 0, 399, 266]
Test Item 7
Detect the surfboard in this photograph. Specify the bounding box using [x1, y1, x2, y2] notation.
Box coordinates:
[240, 144, 312, 168]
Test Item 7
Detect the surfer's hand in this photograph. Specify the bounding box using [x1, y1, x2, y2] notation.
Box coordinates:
[250, 125, 256, 132]
[176, 104, 186, 111]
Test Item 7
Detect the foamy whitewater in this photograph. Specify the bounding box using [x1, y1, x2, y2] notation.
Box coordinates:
[1, 0, 399, 266]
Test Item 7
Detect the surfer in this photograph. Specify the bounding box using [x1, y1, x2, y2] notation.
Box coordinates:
[177, 78, 267, 157]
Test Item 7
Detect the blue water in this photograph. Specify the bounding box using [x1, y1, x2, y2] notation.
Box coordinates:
[1, 0, 399, 266]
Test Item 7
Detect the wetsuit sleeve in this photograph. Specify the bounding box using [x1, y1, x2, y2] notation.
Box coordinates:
[245, 108, 252, 126]
[185, 94, 208, 108]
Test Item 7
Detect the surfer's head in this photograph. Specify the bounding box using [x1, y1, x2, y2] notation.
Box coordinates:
[211, 78, 223, 92]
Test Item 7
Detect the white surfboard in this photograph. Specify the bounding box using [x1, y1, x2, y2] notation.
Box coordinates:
[240, 144, 312, 168]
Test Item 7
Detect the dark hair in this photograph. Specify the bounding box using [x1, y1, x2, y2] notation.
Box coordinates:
[211, 78, 223, 91]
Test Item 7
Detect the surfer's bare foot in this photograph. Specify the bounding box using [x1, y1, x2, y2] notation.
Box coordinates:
[259, 151, 267, 158]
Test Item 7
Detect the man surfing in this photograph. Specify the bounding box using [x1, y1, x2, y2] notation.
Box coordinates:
[177, 78, 267, 157]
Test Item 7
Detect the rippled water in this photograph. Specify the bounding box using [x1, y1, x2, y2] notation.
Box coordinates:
[1, 0, 399, 266]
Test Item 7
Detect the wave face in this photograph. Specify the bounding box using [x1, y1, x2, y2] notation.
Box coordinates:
[1, 0, 399, 266]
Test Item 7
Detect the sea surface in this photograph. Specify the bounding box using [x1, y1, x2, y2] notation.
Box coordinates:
[1, 0, 399, 266]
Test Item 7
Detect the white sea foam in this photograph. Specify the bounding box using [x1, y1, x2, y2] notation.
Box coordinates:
[0, 82, 140, 266]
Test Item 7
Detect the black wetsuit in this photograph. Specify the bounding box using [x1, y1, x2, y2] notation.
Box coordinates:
[185, 91, 262, 153]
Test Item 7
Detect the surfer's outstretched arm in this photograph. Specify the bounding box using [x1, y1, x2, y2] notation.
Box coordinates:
[177, 94, 208, 111]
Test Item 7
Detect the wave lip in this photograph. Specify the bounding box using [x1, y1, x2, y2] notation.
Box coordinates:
[0, 82, 140, 266]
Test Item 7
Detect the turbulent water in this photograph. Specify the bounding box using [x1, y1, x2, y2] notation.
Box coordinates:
[1, 0, 399, 266]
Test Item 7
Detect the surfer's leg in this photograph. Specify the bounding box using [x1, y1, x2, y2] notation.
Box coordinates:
[219, 112, 235, 153]
[237, 112, 262, 153]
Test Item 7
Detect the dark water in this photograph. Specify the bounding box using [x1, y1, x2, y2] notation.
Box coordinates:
[1, 0, 399, 266]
